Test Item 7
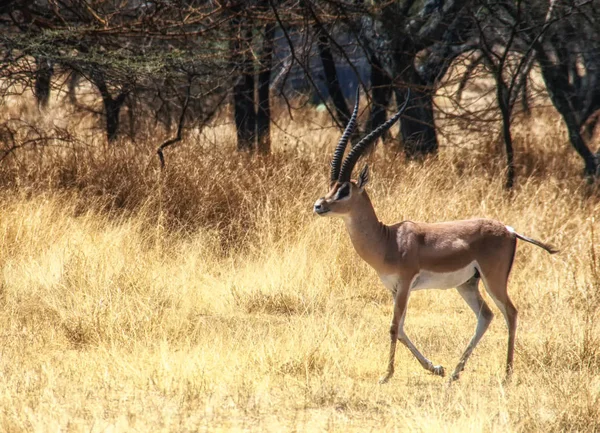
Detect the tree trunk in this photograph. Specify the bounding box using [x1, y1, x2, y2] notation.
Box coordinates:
[233, 72, 256, 151]
[90, 70, 129, 142]
[67, 71, 79, 105]
[537, 56, 598, 177]
[496, 80, 515, 189]
[389, 49, 438, 157]
[103, 93, 128, 142]
[582, 115, 599, 144]
[394, 87, 438, 157]
[126, 95, 136, 141]
[257, 23, 275, 154]
[368, 55, 392, 143]
[552, 95, 597, 177]
[34, 57, 53, 108]
[520, 76, 531, 116]
[231, 19, 256, 151]
[566, 116, 598, 178]
[315, 25, 351, 128]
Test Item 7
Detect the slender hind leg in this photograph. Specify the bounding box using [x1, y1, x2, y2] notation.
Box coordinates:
[451, 276, 494, 381]
[491, 295, 518, 377]
[476, 238, 519, 379]
[479, 272, 518, 378]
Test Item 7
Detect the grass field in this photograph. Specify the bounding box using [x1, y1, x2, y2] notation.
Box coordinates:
[0, 93, 599, 432]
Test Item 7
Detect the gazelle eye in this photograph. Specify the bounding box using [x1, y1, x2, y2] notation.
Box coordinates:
[336, 183, 350, 200]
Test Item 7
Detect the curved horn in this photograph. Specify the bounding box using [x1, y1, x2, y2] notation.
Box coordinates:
[338, 88, 410, 183]
[330, 86, 360, 183]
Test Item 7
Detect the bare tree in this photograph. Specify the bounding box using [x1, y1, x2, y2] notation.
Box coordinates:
[257, 23, 275, 154]
[531, 0, 600, 178]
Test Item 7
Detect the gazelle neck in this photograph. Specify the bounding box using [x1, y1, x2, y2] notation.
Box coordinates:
[341, 191, 390, 270]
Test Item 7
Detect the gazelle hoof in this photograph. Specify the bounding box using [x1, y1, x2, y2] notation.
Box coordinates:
[379, 373, 393, 384]
[432, 365, 445, 377]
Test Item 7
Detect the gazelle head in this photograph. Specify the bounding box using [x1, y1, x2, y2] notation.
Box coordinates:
[313, 89, 409, 217]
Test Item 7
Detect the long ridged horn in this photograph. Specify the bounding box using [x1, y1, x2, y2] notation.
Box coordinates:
[330, 86, 360, 184]
[338, 88, 410, 183]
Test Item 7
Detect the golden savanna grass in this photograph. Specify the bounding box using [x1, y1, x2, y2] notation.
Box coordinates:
[0, 88, 599, 432]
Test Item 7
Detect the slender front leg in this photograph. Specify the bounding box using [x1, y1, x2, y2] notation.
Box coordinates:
[379, 285, 409, 384]
[397, 309, 445, 377]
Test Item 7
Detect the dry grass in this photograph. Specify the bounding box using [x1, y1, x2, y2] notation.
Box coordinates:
[0, 90, 599, 432]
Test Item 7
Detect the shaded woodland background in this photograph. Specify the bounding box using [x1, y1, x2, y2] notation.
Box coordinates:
[1, 0, 599, 190]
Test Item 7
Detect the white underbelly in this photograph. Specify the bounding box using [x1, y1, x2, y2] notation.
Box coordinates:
[411, 261, 478, 291]
[378, 261, 479, 294]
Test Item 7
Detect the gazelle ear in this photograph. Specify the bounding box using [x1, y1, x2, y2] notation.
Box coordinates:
[357, 164, 370, 190]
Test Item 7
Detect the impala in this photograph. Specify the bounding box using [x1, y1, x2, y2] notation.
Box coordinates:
[313, 91, 557, 383]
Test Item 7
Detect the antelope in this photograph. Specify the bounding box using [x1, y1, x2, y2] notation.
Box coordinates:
[313, 91, 557, 383]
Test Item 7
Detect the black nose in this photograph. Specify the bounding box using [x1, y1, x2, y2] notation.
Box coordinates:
[314, 201, 328, 215]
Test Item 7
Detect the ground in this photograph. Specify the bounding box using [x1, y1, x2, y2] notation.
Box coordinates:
[0, 90, 599, 432]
